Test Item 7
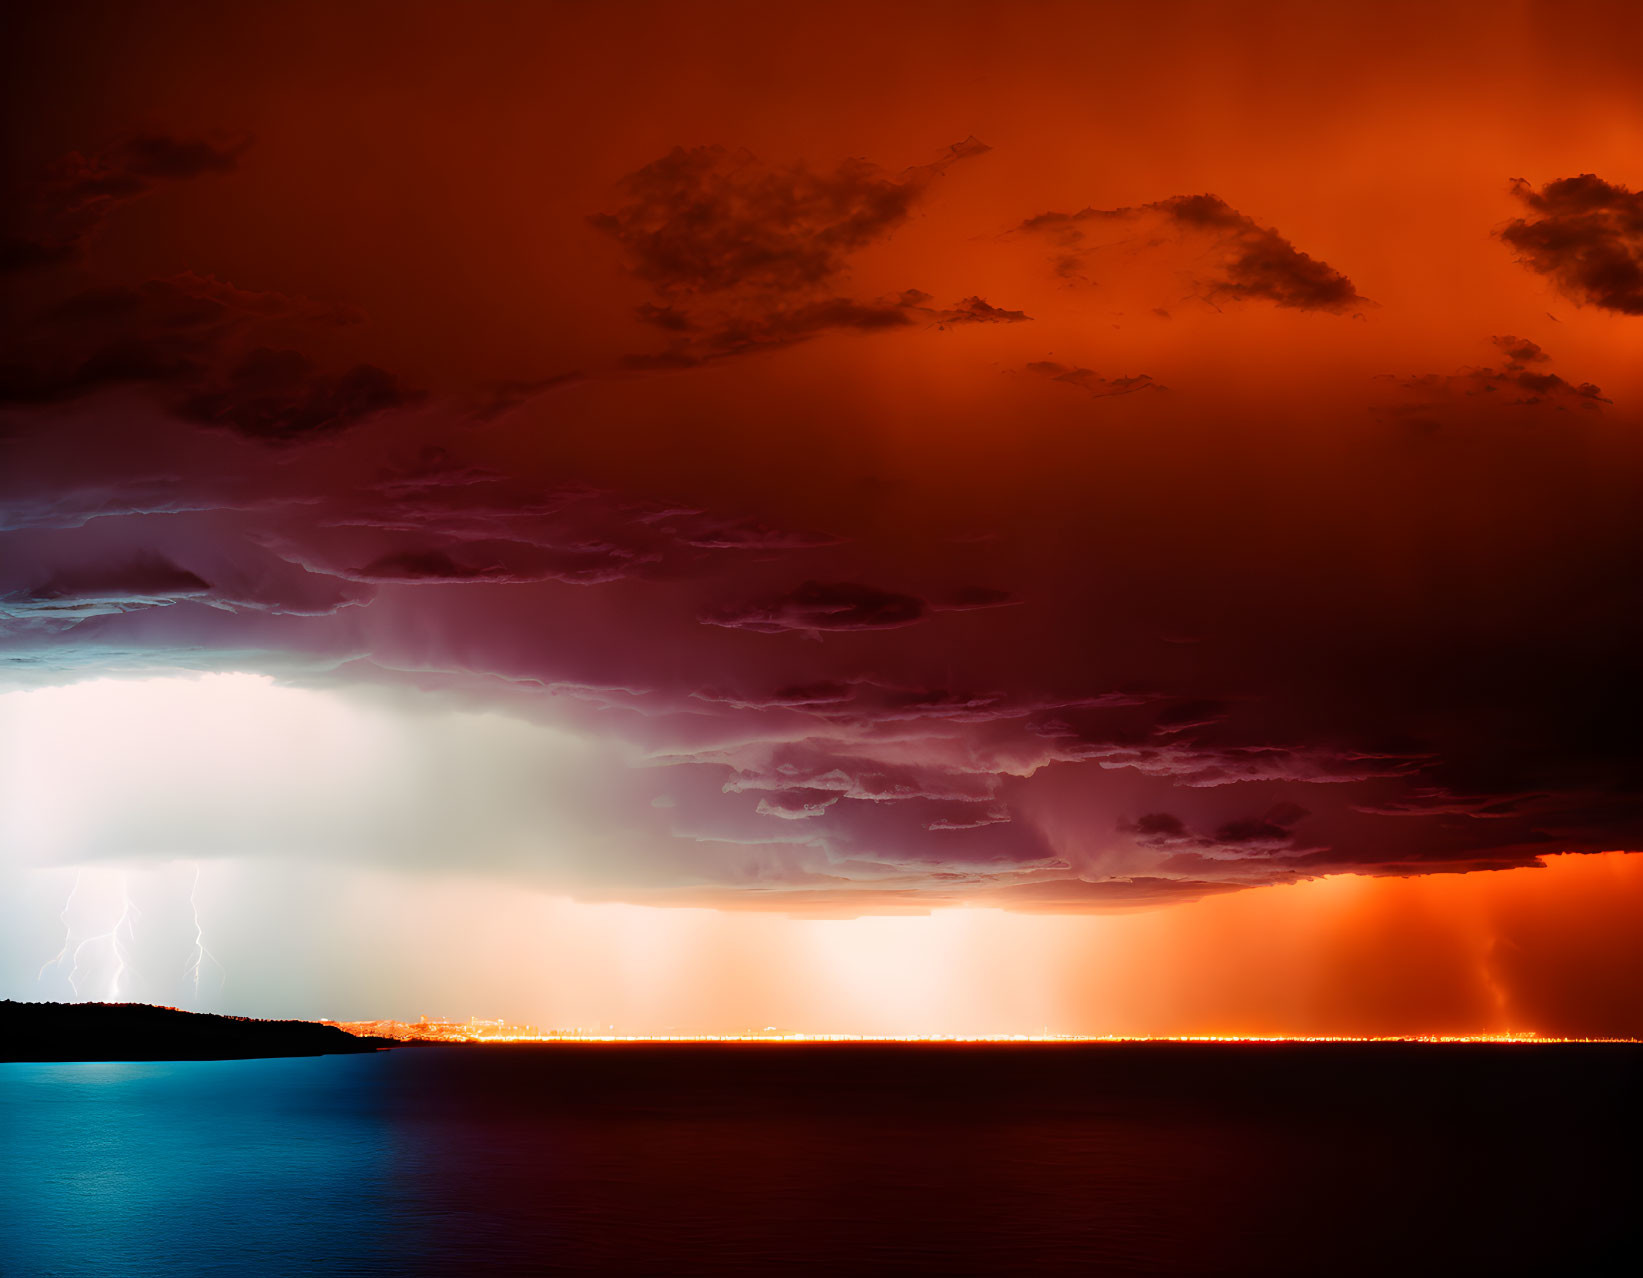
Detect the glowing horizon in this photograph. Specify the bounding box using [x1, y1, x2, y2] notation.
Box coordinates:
[6, 669, 1637, 1040]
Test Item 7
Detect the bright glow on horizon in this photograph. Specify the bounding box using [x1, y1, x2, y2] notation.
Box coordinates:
[8, 847, 1643, 1039]
[3, 675, 1642, 1040]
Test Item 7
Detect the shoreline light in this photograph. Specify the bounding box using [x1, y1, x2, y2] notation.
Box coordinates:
[321, 1020, 1639, 1046]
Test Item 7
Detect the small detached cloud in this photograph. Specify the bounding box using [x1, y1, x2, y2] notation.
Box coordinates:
[1383, 335, 1608, 415]
[932, 295, 1031, 325]
[594, 139, 994, 366]
[897, 290, 1032, 326]
[1022, 361, 1161, 398]
[1501, 174, 1643, 315]
[593, 136, 986, 295]
[1020, 193, 1366, 313]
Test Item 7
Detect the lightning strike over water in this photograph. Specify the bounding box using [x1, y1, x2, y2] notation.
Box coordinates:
[182, 863, 224, 1002]
[67, 875, 141, 1002]
[108, 879, 141, 1002]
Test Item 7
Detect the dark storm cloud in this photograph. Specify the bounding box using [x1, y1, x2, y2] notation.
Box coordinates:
[4, 109, 1642, 915]
[8, 351, 1640, 904]
[1, 134, 249, 274]
[595, 139, 991, 365]
[1500, 174, 1643, 315]
[1021, 194, 1365, 312]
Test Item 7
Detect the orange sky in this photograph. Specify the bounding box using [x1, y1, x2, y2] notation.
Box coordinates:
[2, 1, 1640, 1032]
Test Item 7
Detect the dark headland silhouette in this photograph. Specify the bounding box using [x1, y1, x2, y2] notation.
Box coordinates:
[1, 1000, 393, 1062]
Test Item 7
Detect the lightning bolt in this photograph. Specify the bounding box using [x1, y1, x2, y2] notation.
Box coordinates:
[68, 874, 139, 1001]
[109, 879, 140, 1001]
[182, 863, 224, 1001]
[68, 925, 111, 1000]
[37, 868, 83, 984]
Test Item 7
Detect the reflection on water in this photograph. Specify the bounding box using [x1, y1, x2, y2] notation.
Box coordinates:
[1, 1045, 1637, 1275]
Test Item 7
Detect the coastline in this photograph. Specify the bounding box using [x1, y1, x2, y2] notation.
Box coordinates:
[0, 1000, 393, 1063]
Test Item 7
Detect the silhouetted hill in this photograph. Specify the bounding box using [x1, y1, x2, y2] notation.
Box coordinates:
[0, 1000, 394, 1061]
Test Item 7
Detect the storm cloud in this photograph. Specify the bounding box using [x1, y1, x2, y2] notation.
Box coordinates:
[0, 21, 1639, 923]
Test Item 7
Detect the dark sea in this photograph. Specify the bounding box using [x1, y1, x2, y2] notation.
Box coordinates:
[2, 1044, 1638, 1276]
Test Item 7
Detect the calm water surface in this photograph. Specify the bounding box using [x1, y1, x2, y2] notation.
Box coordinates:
[2, 1044, 1638, 1275]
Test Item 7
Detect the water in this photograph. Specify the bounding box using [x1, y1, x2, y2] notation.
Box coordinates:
[2, 1044, 1637, 1275]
